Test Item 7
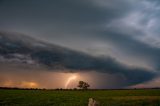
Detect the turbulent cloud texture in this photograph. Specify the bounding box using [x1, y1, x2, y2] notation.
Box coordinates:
[0, 0, 160, 88]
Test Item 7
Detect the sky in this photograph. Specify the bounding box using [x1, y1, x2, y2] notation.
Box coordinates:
[0, 0, 160, 89]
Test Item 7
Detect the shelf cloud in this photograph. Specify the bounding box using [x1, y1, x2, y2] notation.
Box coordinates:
[0, 0, 160, 88]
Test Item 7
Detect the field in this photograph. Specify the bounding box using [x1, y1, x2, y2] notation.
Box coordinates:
[0, 89, 160, 106]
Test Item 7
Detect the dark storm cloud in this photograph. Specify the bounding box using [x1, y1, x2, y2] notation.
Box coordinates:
[0, 0, 132, 23]
[0, 0, 134, 37]
[0, 0, 160, 88]
[0, 32, 156, 87]
[93, 29, 160, 70]
[66, 56, 156, 86]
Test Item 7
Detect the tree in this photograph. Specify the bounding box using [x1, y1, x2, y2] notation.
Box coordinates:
[77, 81, 90, 89]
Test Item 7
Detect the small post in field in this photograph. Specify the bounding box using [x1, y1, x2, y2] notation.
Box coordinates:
[88, 98, 100, 106]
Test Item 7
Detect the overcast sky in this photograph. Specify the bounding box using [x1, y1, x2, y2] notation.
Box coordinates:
[0, 0, 160, 88]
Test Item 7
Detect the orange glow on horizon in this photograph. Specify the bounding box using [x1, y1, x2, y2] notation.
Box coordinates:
[20, 81, 38, 88]
[3, 81, 38, 88]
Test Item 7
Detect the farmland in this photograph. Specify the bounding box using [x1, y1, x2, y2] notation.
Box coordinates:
[0, 89, 160, 106]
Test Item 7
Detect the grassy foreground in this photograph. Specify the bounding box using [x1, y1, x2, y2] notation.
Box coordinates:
[0, 89, 160, 106]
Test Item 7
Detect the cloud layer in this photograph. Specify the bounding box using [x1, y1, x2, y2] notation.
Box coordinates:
[0, 0, 160, 88]
[0, 32, 157, 88]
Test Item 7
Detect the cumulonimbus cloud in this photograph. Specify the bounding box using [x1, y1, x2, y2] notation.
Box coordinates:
[0, 32, 157, 88]
[0, 0, 160, 88]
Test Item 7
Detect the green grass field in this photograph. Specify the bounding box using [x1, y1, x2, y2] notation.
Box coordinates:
[0, 89, 160, 106]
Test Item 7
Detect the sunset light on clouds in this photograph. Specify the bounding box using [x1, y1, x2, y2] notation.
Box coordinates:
[0, 0, 160, 89]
